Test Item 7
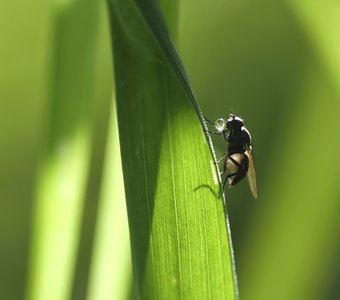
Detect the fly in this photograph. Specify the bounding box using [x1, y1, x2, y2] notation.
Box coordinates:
[205, 114, 257, 199]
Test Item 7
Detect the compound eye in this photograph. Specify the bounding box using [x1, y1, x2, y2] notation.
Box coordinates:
[215, 118, 227, 132]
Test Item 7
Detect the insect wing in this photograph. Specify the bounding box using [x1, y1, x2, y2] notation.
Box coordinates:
[245, 146, 257, 199]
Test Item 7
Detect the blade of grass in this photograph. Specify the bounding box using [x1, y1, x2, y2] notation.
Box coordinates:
[83, 10, 134, 297]
[288, 0, 340, 93]
[86, 95, 132, 300]
[26, 1, 101, 299]
[69, 4, 120, 298]
[107, 0, 238, 298]
[0, 1, 53, 298]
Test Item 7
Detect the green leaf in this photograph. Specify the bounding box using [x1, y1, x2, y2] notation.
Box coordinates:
[86, 98, 132, 300]
[26, 2, 102, 299]
[107, 0, 238, 299]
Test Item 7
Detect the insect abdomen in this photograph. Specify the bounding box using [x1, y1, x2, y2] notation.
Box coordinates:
[226, 153, 249, 186]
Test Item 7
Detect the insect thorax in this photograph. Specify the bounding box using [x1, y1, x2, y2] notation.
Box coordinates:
[227, 128, 251, 154]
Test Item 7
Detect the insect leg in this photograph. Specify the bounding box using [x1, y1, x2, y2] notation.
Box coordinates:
[222, 176, 228, 191]
[216, 153, 228, 164]
[223, 172, 237, 190]
[204, 129, 223, 135]
[203, 115, 215, 126]
[219, 154, 229, 175]
[227, 172, 238, 178]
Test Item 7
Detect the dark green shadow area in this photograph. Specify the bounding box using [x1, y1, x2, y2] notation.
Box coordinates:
[47, 0, 100, 152]
[107, 0, 168, 293]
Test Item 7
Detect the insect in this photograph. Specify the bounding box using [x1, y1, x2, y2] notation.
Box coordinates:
[204, 114, 257, 199]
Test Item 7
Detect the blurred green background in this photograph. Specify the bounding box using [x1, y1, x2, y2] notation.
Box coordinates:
[1, 0, 340, 299]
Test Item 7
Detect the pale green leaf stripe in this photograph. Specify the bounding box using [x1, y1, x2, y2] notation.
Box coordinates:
[86, 97, 132, 300]
[107, 0, 238, 299]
